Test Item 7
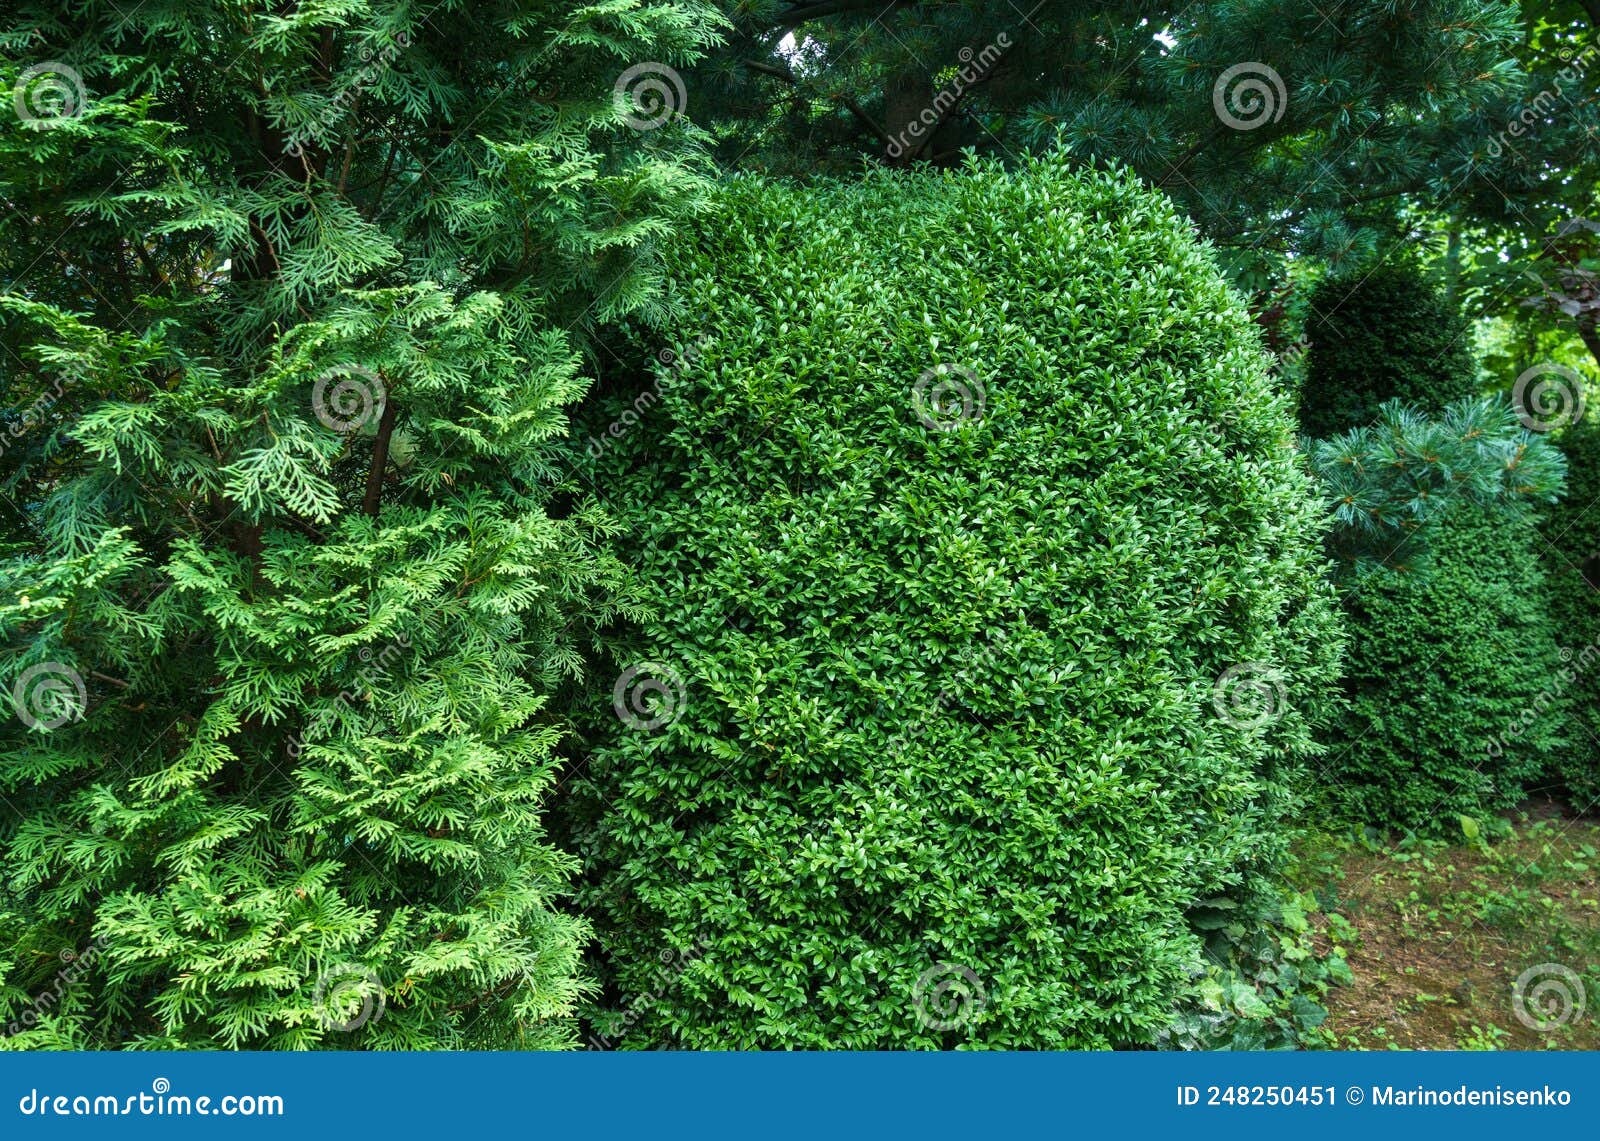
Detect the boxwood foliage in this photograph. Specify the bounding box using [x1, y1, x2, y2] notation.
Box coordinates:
[1298, 263, 1476, 438]
[1323, 502, 1563, 831]
[1542, 418, 1600, 810]
[570, 156, 1343, 1049]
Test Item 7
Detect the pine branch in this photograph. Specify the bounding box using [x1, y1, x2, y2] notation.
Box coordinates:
[742, 58, 892, 147]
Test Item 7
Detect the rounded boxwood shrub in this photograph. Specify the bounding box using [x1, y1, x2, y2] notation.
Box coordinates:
[1542, 417, 1600, 810]
[1325, 502, 1563, 830]
[1299, 263, 1476, 438]
[571, 156, 1343, 1049]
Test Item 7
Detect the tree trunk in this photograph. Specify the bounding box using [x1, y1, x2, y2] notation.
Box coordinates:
[1577, 311, 1600, 374]
[1444, 227, 1461, 304]
[362, 397, 399, 518]
[883, 69, 932, 166]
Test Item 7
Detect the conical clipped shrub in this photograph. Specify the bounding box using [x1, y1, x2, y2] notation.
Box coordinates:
[568, 156, 1344, 1049]
[1298, 263, 1477, 438]
[1326, 502, 1564, 830]
[1541, 417, 1600, 811]
[1300, 264, 1565, 831]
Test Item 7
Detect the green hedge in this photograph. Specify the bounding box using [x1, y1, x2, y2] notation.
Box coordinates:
[1542, 419, 1600, 810]
[570, 156, 1344, 1049]
[1322, 503, 1563, 830]
[1298, 263, 1476, 437]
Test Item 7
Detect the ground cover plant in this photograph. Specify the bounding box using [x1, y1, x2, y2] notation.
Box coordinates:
[1302, 803, 1600, 1051]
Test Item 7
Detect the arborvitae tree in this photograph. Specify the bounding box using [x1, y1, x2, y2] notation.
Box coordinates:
[1300, 259, 1567, 832]
[1299, 263, 1477, 438]
[0, 1, 722, 1048]
[1330, 501, 1566, 831]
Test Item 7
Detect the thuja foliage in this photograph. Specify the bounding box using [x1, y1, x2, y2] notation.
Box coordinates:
[1298, 263, 1477, 439]
[0, 1, 722, 1048]
[571, 156, 1344, 1049]
[1541, 418, 1600, 810]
